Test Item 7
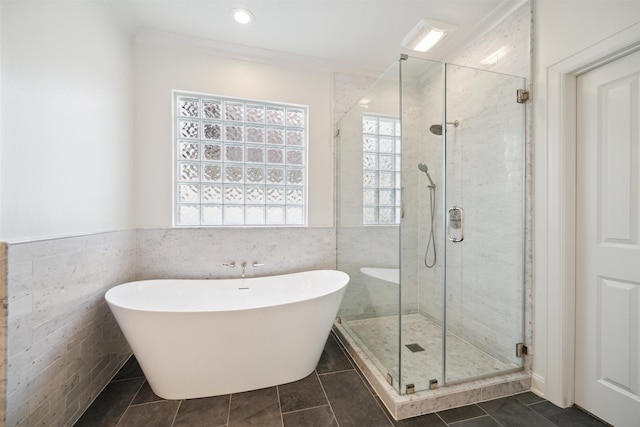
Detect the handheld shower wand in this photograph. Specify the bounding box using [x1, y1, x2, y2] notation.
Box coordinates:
[417, 163, 435, 188]
[418, 163, 436, 268]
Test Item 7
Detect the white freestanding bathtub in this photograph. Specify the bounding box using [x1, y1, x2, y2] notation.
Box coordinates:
[105, 270, 349, 399]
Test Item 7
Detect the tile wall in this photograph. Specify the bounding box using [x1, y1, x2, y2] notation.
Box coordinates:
[1, 243, 8, 425]
[3, 226, 336, 426]
[419, 2, 532, 366]
[135, 227, 336, 280]
[335, 70, 423, 320]
[335, 0, 533, 374]
[5, 231, 136, 426]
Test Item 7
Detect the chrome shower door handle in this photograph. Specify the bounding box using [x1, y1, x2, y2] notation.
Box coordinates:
[447, 206, 464, 242]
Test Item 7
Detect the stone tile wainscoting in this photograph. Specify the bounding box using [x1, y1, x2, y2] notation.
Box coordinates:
[135, 228, 336, 280]
[77, 333, 608, 427]
[1, 243, 8, 424]
[5, 231, 137, 426]
[2, 227, 336, 426]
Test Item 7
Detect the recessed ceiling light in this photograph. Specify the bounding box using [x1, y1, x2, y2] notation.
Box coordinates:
[401, 19, 456, 52]
[231, 8, 254, 25]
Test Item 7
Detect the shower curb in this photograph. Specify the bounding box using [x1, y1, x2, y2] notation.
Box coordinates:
[333, 322, 532, 420]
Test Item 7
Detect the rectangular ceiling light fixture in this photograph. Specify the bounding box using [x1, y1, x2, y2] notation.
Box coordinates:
[401, 19, 457, 52]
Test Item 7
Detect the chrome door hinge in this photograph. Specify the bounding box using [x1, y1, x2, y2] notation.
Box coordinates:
[516, 343, 529, 357]
[517, 89, 530, 104]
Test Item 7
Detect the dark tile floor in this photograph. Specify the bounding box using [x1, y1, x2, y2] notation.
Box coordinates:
[75, 333, 610, 427]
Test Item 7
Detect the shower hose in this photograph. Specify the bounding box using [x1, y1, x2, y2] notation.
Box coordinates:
[424, 185, 436, 268]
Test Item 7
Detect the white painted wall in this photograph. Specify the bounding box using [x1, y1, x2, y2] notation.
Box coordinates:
[533, 0, 640, 406]
[133, 39, 333, 228]
[0, 2, 135, 242]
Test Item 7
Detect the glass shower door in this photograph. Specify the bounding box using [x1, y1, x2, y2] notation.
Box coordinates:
[336, 60, 403, 393]
[399, 57, 445, 394]
[443, 63, 526, 384]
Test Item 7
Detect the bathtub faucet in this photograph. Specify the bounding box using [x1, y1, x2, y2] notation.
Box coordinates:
[241, 261, 247, 278]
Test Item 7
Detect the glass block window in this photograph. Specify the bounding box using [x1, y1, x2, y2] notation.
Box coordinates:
[362, 115, 401, 225]
[174, 91, 307, 226]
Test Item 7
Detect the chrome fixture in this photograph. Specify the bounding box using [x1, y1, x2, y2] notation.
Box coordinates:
[447, 206, 464, 242]
[418, 163, 437, 268]
[417, 163, 435, 188]
[224, 261, 263, 277]
[429, 120, 459, 136]
[241, 261, 247, 278]
[516, 89, 530, 104]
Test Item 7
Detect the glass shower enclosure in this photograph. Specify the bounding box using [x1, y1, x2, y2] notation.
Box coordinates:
[336, 55, 525, 395]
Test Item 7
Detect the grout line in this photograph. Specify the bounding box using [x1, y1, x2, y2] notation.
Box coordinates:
[114, 378, 147, 427]
[447, 415, 505, 426]
[169, 400, 182, 427]
[275, 384, 285, 427]
[433, 411, 448, 425]
[372, 396, 396, 426]
[328, 343, 393, 426]
[316, 368, 356, 376]
[126, 399, 171, 408]
[111, 375, 145, 383]
[524, 398, 548, 407]
[333, 337, 380, 399]
[280, 403, 332, 416]
[315, 370, 341, 427]
[225, 393, 232, 427]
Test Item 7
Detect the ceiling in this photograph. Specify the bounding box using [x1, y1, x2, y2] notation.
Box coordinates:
[109, 0, 526, 75]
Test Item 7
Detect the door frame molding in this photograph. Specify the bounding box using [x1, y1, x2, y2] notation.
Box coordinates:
[540, 22, 640, 406]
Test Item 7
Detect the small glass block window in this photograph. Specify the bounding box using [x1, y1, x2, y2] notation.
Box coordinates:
[362, 114, 401, 225]
[174, 91, 307, 226]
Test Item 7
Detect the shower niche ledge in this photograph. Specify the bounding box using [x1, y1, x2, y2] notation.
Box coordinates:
[333, 323, 532, 420]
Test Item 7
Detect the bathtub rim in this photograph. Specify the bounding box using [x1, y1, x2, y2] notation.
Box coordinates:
[105, 269, 350, 314]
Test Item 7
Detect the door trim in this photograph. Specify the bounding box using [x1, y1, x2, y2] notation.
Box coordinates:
[538, 22, 640, 407]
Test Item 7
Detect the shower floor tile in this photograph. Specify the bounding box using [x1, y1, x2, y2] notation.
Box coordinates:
[345, 314, 519, 392]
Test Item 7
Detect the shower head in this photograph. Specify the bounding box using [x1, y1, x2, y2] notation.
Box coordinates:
[429, 120, 460, 136]
[418, 163, 435, 188]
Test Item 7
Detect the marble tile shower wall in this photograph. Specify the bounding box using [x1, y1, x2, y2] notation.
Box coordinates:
[441, 66, 525, 366]
[5, 231, 136, 427]
[399, 73, 424, 318]
[416, 69, 445, 325]
[333, 72, 421, 319]
[335, 227, 402, 319]
[418, 2, 532, 366]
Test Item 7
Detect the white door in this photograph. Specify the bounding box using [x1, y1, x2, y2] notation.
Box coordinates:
[575, 49, 640, 427]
